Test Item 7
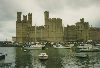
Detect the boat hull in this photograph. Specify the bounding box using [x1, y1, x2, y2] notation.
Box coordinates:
[80, 49, 100, 52]
[38, 53, 48, 60]
[39, 56, 48, 60]
[75, 53, 88, 58]
[53, 45, 71, 49]
[24, 47, 42, 50]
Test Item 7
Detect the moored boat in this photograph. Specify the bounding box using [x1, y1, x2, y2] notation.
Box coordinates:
[80, 47, 100, 52]
[77, 44, 100, 52]
[24, 43, 44, 50]
[0, 53, 6, 60]
[75, 53, 88, 58]
[38, 53, 48, 60]
[53, 44, 70, 49]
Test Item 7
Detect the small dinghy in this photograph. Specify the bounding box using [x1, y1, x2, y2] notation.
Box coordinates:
[38, 53, 48, 60]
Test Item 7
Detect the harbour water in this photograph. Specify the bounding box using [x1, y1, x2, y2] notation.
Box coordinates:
[0, 47, 100, 68]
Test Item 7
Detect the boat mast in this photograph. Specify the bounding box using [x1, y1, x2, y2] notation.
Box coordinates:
[35, 24, 37, 42]
[41, 28, 42, 42]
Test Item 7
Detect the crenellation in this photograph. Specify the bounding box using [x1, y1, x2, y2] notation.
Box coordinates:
[80, 18, 84, 23]
[23, 15, 27, 21]
[17, 12, 22, 22]
[44, 11, 49, 26]
[28, 13, 32, 27]
[28, 13, 32, 21]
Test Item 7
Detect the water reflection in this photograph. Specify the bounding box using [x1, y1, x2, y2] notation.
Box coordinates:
[16, 48, 33, 68]
[0, 47, 16, 67]
[61, 52, 100, 68]
[0, 47, 100, 68]
[46, 48, 63, 68]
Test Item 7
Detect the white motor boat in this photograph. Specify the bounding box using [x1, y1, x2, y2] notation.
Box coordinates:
[75, 53, 88, 58]
[24, 43, 44, 50]
[53, 44, 69, 49]
[77, 44, 100, 52]
[38, 53, 48, 60]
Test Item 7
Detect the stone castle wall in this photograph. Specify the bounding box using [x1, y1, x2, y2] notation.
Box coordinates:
[16, 11, 64, 43]
[16, 12, 100, 43]
[64, 18, 100, 42]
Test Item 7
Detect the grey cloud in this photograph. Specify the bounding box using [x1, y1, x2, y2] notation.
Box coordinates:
[0, 23, 16, 33]
[35, 0, 100, 12]
[0, 0, 24, 21]
[0, 21, 5, 28]
[0, 0, 100, 21]
[35, 0, 65, 13]
[0, 0, 16, 21]
[0, 0, 25, 33]
[94, 20, 100, 27]
[66, 0, 100, 9]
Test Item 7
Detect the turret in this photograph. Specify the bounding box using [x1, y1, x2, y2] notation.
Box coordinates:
[28, 13, 32, 26]
[80, 18, 84, 23]
[17, 12, 22, 22]
[44, 11, 49, 25]
[23, 15, 27, 21]
[28, 13, 32, 22]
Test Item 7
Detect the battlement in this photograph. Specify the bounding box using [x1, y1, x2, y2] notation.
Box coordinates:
[36, 26, 45, 30]
[17, 12, 22, 22]
[44, 11, 49, 14]
[23, 15, 27, 21]
[84, 22, 89, 24]
[80, 18, 84, 23]
[16, 12, 32, 24]
[67, 25, 76, 30]
[28, 13, 32, 22]
[76, 18, 89, 24]
[17, 12, 22, 15]
[28, 13, 32, 15]
[49, 18, 62, 23]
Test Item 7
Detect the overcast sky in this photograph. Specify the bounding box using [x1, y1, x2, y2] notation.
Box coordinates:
[0, 0, 100, 41]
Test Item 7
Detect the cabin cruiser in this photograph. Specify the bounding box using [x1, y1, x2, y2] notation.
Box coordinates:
[80, 47, 100, 52]
[53, 44, 70, 49]
[38, 53, 48, 60]
[77, 44, 100, 52]
[75, 53, 88, 58]
[24, 42, 45, 50]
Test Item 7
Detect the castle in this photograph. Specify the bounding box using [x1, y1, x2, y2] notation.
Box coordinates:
[14, 11, 100, 43]
[16, 11, 63, 43]
[64, 18, 100, 42]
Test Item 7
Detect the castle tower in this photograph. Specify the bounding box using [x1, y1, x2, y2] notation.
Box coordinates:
[17, 12, 22, 22]
[76, 18, 89, 42]
[16, 12, 23, 43]
[28, 13, 32, 27]
[23, 15, 27, 22]
[80, 18, 84, 23]
[44, 11, 49, 26]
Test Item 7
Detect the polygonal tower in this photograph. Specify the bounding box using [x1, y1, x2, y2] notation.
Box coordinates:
[16, 12, 23, 43]
[44, 11, 49, 26]
[28, 13, 32, 27]
[17, 12, 22, 22]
